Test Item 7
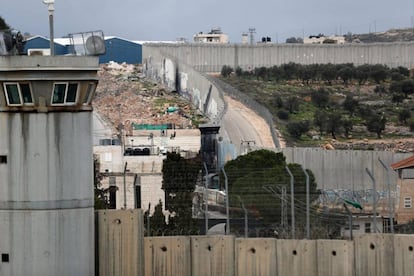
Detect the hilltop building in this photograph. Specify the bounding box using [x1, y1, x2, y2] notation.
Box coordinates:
[193, 28, 229, 44]
[304, 34, 345, 44]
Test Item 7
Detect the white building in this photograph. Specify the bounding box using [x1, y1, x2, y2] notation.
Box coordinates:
[93, 129, 201, 216]
[341, 214, 384, 239]
[193, 28, 229, 44]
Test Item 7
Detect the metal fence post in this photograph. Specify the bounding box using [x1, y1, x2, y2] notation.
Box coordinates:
[286, 166, 295, 239]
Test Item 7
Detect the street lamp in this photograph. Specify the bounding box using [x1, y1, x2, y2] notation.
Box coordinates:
[43, 0, 55, 56]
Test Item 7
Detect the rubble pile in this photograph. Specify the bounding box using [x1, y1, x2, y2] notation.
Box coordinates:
[93, 62, 203, 133]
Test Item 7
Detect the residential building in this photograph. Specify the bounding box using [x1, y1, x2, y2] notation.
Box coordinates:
[193, 28, 229, 44]
[93, 128, 201, 216]
[391, 155, 414, 224]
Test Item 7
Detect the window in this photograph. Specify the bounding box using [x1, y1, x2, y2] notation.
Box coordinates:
[82, 82, 97, 105]
[404, 197, 412, 208]
[365, 223, 371, 233]
[3, 82, 33, 106]
[51, 82, 79, 105]
[1, 253, 9, 263]
[0, 155, 7, 164]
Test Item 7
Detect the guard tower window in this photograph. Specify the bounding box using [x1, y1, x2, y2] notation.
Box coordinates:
[51, 82, 79, 105]
[3, 82, 34, 106]
[0, 155, 7, 164]
[82, 82, 97, 105]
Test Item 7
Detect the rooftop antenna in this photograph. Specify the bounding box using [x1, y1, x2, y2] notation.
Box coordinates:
[43, 0, 55, 56]
[248, 27, 256, 45]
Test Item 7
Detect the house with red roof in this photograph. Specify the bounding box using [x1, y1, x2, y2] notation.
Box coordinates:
[391, 155, 414, 224]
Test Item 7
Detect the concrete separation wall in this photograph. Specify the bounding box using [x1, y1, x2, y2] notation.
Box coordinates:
[235, 238, 277, 276]
[144, 236, 191, 276]
[355, 234, 395, 276]
[95, 210, 414, 276]
[144, 42, 414, 72]
[281, 148, 411, 191]
[143, 47, 225, 123]
[96, 210, 144, 276]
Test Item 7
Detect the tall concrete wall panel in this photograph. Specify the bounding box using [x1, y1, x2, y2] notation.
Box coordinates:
[191, 235, 235, 276]
[0, 113, 93, 203]
[144, 43, 414, 73]
[281, 148, 411, 191]
[235, 238, 277, 276]
[0, 112, 94, 276]
[144, 236, 191, 276]
[97, 219, 414, 276]
[0, 209, 93, 276]
[317, 240, 354, 276]
[97, 210, 144, 276]
[394, 234, 414, 276]
[143, 46, 225, 122]
[355, 234, 395, 276]
[276, 239, 317, 276]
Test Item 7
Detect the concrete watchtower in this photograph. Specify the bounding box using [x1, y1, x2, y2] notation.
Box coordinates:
[0, 55, 99, 275]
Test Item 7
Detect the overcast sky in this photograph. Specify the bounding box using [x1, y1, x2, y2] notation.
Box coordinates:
[1, 0, 414, 43]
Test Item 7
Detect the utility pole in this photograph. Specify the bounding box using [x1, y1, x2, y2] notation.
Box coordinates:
[43, 0, 55, 56]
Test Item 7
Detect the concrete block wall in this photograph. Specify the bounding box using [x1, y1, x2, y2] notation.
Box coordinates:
[235, 238, 277, 276]
[276, 239, 317, 276]
[394, 235, 414, 276]
[280, 148, 411, 191]
[96, 210, 144, 276]
[191, 236, 235, 276]
[96, 211, 414, 276]
[355, 234, 394, 276]
[317, 240, 354, 276]
[144, 43, 414, 73]
[144, 236, 191, 276]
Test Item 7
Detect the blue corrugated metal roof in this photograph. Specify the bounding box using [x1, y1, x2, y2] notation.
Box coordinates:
[99, 37, 142, 64]
[24, 36, 69, 55]
[23, 35, 143, 64]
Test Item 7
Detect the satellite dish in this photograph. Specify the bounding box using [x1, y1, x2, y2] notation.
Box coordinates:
[85, 35, 105, 55]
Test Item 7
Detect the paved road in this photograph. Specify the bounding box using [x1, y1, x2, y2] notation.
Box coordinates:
[220, 96, 275, 155]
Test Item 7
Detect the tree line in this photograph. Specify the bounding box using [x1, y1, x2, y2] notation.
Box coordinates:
[221, 63, 414, 141]
[222, 63, 411, 87]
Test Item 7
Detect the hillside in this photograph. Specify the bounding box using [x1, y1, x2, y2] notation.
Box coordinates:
[220, 63, 414, 152]
[347, 28, 414, 43]
[93, 62, 206, 135]
[93, 62, 414, 153]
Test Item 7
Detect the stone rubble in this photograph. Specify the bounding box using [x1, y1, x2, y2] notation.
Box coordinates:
[93, 62, 204, 135]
